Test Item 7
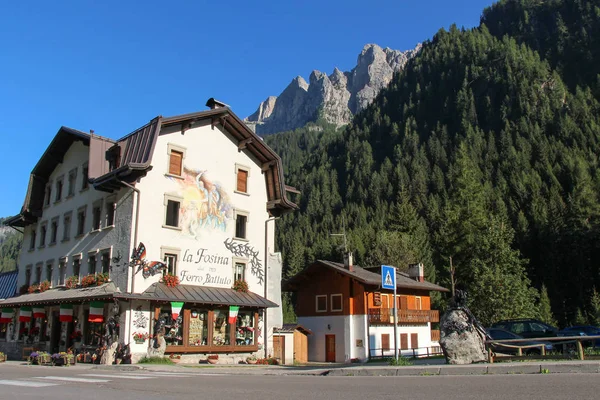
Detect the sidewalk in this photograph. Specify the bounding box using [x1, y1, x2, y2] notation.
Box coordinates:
[4, 359, 600, 376]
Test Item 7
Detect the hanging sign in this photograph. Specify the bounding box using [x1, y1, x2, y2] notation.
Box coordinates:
[89, 301, 104, 323]
[19, 306, 32, 322]
[33, 306, 45, 319]
[228, 306, 240, 324]
[0, 308, 14, 323]
[171, 302, 184, 320]
[60, 304, 74, 322]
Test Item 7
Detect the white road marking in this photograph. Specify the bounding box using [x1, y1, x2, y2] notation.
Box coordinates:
[79, 374, 153, 380]
[0, 379, 60, 387]
[140, 372, 197, 377]
[35, 376, 110, 383]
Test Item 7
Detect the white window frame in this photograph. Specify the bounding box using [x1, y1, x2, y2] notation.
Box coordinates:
[58, 257, 67, 286]
[104, 196, 117, 228]
[91, 200, 103, 232]
[233, 209, 250, 240]
[316, 295, 327, 313]
[163, 194, 183, 230]
[234, 163, 251, 195]
[415, 296, 422, 310]
[76, 206, 87, 236]
[99, 248, 112, 276]
[160, 246, 181, 276]
[232, 257, 247, 282]
[166, 143, 186, 178]
[87, 250, 98, 275]
[72, 255, 82, 282]
[45, 260, 54, 287]
[330, 294, 343, 312]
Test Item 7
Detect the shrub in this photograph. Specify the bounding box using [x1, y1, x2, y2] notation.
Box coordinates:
[388, 357, 413, 366]
[138, 356, 174, 364]
[233, 279, 248, 293]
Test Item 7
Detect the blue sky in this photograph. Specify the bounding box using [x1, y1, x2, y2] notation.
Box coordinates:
[0, 0, 494, 217]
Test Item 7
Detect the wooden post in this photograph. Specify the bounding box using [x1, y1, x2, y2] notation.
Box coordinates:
[488, 348, 494, 364]
[577, 340, 584, 360]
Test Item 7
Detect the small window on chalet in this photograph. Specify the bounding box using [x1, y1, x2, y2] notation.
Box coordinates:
[235, 212, 248, 239]
[44, 184, 52, 206]
[77, 207, 86, 236]
[50, 218, 58, 244]
[39, 223, 47, 247]
[331, 294, 343, 312]
[29, 228, 37, 250]
[316, 295, 327, 313]
[55, 177, 64, 202]
[68, 168, 77, 197]
[88, 253, 96, 275]
[165, 199, 180, 228]
[73, 257, 81, 281]
[25, 266, 32, 286]
[63, 213, 72, 241]
[233, 262, 245, 282]
[237, 169, 248, 193]
[100, 251, 110, 275]
[81, 164, 89, 190]
[169, 150, 183, 176]
[105, 201, 116, 226]
[92, 203, 102, 231]
[164, 253, 178, 276]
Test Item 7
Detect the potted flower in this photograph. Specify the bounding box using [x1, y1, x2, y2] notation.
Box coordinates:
[161, 273, 180, 288]
[246, 354, 258, 364]
[39, 280, 51, 292]
[70, 330, 82, 342]
[66, 275, 79, 289]
[169, 353, 182, 364]
[233, 279, 248, 293]
[28, 283, 40, 294]
[132, 331, 150, 344]
[0, 351, 6, 362]
[80, 274, 96, 288]
[28, 351, 39, 365]
[96, 273, 109, 285]
[207, 354, 219, 364]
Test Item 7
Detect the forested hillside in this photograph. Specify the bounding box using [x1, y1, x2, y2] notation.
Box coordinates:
[0, 218, 21, 273]
[266, 0, 600, 327]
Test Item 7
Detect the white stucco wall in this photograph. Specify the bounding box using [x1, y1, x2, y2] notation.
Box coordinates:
[297, 315, 350, 363]
[369, 324, 434, 357]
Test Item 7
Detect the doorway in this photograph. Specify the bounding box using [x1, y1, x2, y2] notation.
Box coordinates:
[50, 311, 61, 354]
[325, 334, 335, 362]
[273, 335, 285, 363]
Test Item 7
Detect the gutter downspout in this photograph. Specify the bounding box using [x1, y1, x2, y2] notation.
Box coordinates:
[264, 216, 279, 359]
[119, 180, 140, 347]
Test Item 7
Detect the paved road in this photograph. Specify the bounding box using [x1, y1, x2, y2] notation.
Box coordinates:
[0, 364, 598, 400]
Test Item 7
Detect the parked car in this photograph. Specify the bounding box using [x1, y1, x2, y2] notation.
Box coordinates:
[557, 325, 600, 348]
[490, 319, 558, 338]
[486, 328, 554, 355]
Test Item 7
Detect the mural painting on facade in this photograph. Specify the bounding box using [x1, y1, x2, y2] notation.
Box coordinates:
[176, 168, 233, 239]
[133, 306, 148, 329]
[223, 238, 264, 285]
[130, 242, 167, 278]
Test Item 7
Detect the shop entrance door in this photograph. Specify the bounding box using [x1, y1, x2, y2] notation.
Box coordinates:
[50, 311, 61, 354]
[325, 334, 335, 362]
[273, 335, 285, 363]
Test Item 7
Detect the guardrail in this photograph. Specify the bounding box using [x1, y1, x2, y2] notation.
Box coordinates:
[486, 335, 600, 363]
[370, 346, 443, 360]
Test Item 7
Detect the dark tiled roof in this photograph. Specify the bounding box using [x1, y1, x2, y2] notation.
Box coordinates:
[0, 282, 119, 306]
[0, 270, 18, 299]
[116, 283, 279, 308]
[274, 324, 312, 335]
[285, 260, 449, 292]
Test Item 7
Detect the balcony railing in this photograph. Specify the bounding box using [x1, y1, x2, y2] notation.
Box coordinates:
[368, 308, 440, 324]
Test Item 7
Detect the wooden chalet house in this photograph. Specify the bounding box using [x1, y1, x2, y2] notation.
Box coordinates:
[0, 99, 297, 362]
[284, 255, 448, 362]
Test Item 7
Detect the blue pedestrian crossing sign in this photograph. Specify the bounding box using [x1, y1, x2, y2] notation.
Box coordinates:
[381, 265, 396, 290]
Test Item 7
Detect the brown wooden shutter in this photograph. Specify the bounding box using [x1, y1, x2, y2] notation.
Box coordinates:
[237, 169, 248, 192]
[411, 333, 419, 349]
[382, 334, 390, 350]
[400, 334, 408, 350]
[169, 151, 183, 175]
[400, 295, 408, 310]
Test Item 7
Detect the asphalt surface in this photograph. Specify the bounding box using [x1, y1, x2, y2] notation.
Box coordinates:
[0, 361, 599, 400]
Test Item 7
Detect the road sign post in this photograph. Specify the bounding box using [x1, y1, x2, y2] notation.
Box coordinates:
[381, 265, 398, 362]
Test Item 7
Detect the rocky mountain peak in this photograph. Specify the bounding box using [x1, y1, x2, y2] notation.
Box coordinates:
[246, 43, 420, 135]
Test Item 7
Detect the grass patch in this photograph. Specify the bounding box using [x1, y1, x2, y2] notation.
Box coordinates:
[388, 357, 413, 366]
[138, 356, 174, 364]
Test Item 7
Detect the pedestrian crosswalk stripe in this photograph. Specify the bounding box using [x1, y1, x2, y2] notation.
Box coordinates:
[79, 374, 152, 380]
[139, 372, 196, 377]
[0, 379, 60, 387]
[35, 376, 110, 383]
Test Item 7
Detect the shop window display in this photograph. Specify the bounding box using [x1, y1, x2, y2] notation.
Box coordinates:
[160, 307, 183, 346]
[212, 309, 230, 346]
[235, 311, 254, 345]
[188, 309, 208, 346]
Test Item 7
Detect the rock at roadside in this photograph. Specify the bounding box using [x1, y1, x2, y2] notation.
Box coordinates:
[439, 308, 487, 365]
[147, 336, 166, 358]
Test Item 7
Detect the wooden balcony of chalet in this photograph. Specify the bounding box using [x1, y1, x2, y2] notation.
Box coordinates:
[368, 308, 440, 324]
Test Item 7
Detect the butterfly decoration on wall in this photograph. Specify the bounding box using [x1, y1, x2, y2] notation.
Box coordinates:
[130, 242, 167, 279]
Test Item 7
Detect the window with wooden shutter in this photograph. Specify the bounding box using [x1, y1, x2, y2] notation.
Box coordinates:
[411, 333, 419, 349]
[400, 333, 408, 350]
[381, 334, 390, 350]
[169, 150, 183, 176]
[237, 169, 248, 193]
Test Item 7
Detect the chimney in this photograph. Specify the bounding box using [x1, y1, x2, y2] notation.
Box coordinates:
[90, 129, 95, 135]
[408, 263, 424, 282]
[344, 252, 354, 272]
[205, 98, 229, 110]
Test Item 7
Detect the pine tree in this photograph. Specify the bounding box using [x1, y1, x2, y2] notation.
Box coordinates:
[538, 284, 558, 327]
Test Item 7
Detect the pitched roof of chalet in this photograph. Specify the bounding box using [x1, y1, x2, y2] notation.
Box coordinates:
[4, 127, 94, 227]
[0, 282, 119, 306]
[274, 323, 312, 335]
[5, 99, 298, 228]
[115, 283, 279, 308]
[284, 260, 449, 293]
[0, 270, 18, 300]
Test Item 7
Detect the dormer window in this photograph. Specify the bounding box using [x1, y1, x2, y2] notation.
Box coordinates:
[167, 144, 186, 177]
